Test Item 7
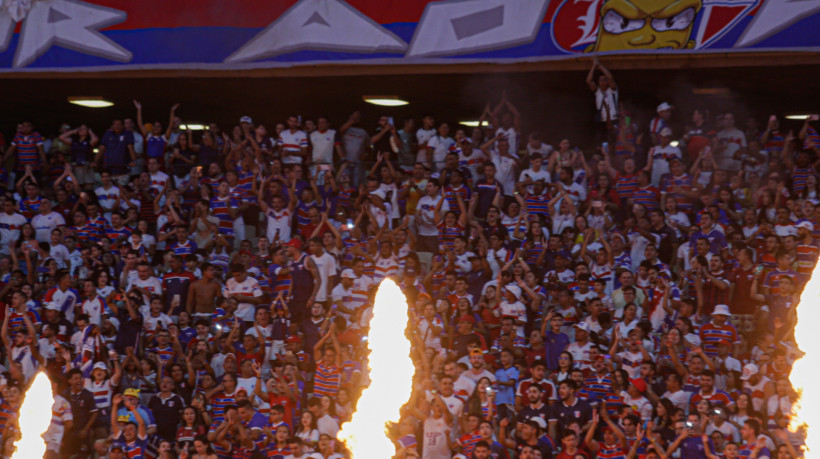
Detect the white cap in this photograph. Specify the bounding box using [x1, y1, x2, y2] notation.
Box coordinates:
[106, 316, 120, 331]
[657, 102, 673, 113]
[797, 220, 814, 231]
[341, 269, 356, 279]
[504, 284, 521, 299]
[239, 116, 253, 124]
[713, 304, 731, 316]
[660, 127, 673, 137]
[740, 363, 759, 381]
[93, 362, 108, 371]
[574, 322, 590, 332]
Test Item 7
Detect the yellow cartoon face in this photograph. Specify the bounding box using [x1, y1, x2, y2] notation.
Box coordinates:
[590, 0, 702, 51]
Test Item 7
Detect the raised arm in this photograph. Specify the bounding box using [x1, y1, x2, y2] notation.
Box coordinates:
[165, 103, 180, 139]
[133, 100, 149, 137]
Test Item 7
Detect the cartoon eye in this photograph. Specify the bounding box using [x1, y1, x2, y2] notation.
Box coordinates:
[602, 10, 645, 34]
[651, 8, 696, 32]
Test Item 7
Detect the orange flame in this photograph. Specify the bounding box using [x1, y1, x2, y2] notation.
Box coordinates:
[338, 279, 415, 459]
[789, 264, 819, 455]
[11, 371, 53, 459]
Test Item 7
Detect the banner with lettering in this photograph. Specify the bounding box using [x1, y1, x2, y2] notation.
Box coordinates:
[0, 0, 817, 71]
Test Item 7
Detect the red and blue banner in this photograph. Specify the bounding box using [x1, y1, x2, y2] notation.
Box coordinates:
[0, 0, 818, 71]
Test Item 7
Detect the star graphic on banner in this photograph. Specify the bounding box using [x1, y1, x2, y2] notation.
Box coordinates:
[736, 0, 820, 47]
[225, 0, 406, 64]
[2, 0, 130, 68]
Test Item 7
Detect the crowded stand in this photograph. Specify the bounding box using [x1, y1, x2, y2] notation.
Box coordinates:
[0, 61, 816, 459]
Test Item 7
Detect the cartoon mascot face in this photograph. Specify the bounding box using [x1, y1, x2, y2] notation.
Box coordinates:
[590, 0, 702, 51]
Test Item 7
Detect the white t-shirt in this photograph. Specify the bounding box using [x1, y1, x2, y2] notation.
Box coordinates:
[149, 171, 170, 193]
[519, 168, 551, 193]
[50, 243, 71, 268]
[222, 276, 263, 322]
[265, 207, 292, 243]
[415, 195, 448, 237]
[490, 151, 517, 197]
[422, 416, 452, 459]
[716, 128, 747, 170]
[310, 252, 338, 302]
[427, 135, 456, 171]
[32, 212, 65, 243]
[650, 144, 682, 187]
[0, 212, 26, 254]
[279, 129, 308, 164]
[416, 128, 436, 161]
[495, 126, 519, 154]
[127, 276, 163, 306]
[95, 185, 120, 214]
[662, 389, 690, 411]
[81, 296, 106, 326]
[309, 129, 337, 164]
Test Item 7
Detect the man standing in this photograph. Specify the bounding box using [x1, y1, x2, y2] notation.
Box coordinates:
[223, 264, 265, 325]
[285, 238, 319, 323]
[97, 120, 136, 183]
[308, 237, 337, 306]
[62, 368, 99, 458]
[147, 376, 185, 442]
[278, 115, 308, 165]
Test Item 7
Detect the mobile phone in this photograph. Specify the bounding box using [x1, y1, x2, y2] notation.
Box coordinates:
[485, 387, 493, 396]
[387, 116, 394, 126]
[811, 114, 819, 121]
[172, 294, 181, 305]
[602, 142, 609, 151]
[684, 421, 695, 429]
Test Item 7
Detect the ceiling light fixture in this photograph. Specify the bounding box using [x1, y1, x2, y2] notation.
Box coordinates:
[180, 124, 208, 130]
[460, 121, 489, 127]
[362, 95, 408, 107]
[786, 114, 813, 120]
[670, 140, 680, 147]
[67, 96, 114, 108]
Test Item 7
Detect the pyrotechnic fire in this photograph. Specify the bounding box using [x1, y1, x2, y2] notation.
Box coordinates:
[790, 264, 820, 456]
[11, 371, 53, 459]
[338, 279, 415, 459]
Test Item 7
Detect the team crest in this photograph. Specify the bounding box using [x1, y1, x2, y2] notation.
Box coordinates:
[551, 0, 759, 53]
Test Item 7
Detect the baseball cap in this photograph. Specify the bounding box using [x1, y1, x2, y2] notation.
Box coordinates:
[123, 388, 140, 398]
[740, 363, 759, 381]
[713, 304, 731, 317]
[240, 116, 253, 124]
[574, 322, 590, 332]
[460, 137, 472, 145]
[660, 127, 673, 137]
[93, 362, 108, 371]
[224, 353, 237, 361]
[341, 269, 356, 279]
[469, 348, 484, 357]
[109, 444, 124, 452]
[284, 238, 302, 250]
[630, 378, 647, 394]
[286, 336, 301, 344]
[797, 221, 815, 231]
[504, 284, 522, 299]
[555, 250, 571, 260]
[717, 338, 733, 348]
[526, 416, 547, 430]
[657, 102, 673, 112]
[44, 303, 60, 311]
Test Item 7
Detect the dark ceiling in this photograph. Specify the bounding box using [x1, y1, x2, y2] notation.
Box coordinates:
[3, 64, 819, 148]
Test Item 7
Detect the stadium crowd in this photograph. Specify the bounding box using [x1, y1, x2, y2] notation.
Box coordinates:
[0, 61, 816, 459]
